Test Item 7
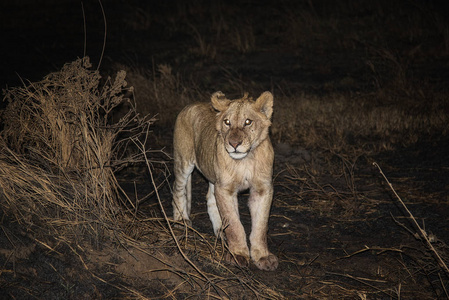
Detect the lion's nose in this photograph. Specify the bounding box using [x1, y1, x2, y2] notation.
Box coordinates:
[229, 141, 241, 150]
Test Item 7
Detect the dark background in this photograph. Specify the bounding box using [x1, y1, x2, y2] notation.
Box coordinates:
[2, 0, 448, 92]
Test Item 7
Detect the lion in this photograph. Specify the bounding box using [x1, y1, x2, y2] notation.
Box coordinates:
[172, 91, 278, 271]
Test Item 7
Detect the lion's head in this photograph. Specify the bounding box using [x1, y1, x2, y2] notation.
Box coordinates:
[211, 91, 273, 160]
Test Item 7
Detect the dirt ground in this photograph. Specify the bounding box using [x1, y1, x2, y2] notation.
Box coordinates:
[1, 1, 449, 299]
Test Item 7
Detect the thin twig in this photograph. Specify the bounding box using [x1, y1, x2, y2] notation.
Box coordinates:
[97, 0, 107, 71]
[326, 271, 393, 298]
[373, 162, 449, 274]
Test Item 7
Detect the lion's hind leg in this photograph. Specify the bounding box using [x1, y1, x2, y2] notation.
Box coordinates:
[172, 162, 194, 226]
[206, 183, 222, 236]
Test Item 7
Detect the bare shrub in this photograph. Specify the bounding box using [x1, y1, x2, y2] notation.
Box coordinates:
[0, 57, 155, 246]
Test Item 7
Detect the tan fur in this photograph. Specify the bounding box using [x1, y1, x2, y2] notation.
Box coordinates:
[172, 91, 278, 271]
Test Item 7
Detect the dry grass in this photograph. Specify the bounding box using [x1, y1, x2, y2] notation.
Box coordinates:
[271, 91, 448, 153]
[0, 57, 155, 246]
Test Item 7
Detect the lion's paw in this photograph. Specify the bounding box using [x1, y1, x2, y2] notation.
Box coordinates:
[254, 254, 278, 271]
[225, 253, 249, 268]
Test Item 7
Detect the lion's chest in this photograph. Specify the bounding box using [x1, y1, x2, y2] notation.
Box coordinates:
[218, 159, 256, 191]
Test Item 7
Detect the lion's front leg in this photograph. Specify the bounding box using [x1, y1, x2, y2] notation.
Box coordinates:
[214, 186, 250, 267]
[248, 186, 278, 271]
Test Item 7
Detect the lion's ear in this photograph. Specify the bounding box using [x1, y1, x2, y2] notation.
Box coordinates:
[211, 91, 230, 112]
[255, 91, 273, 119]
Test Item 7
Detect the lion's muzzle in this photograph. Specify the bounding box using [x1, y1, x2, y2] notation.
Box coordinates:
[226, 138, 249, 159]
[226, 129, 249, 159]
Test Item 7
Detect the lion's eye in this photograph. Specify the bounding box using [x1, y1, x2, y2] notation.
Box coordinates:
[224, 119, 231, 126]
[244, 119, 252, 126]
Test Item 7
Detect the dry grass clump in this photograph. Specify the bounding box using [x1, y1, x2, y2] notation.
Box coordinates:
[0, 57, 154, 245]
